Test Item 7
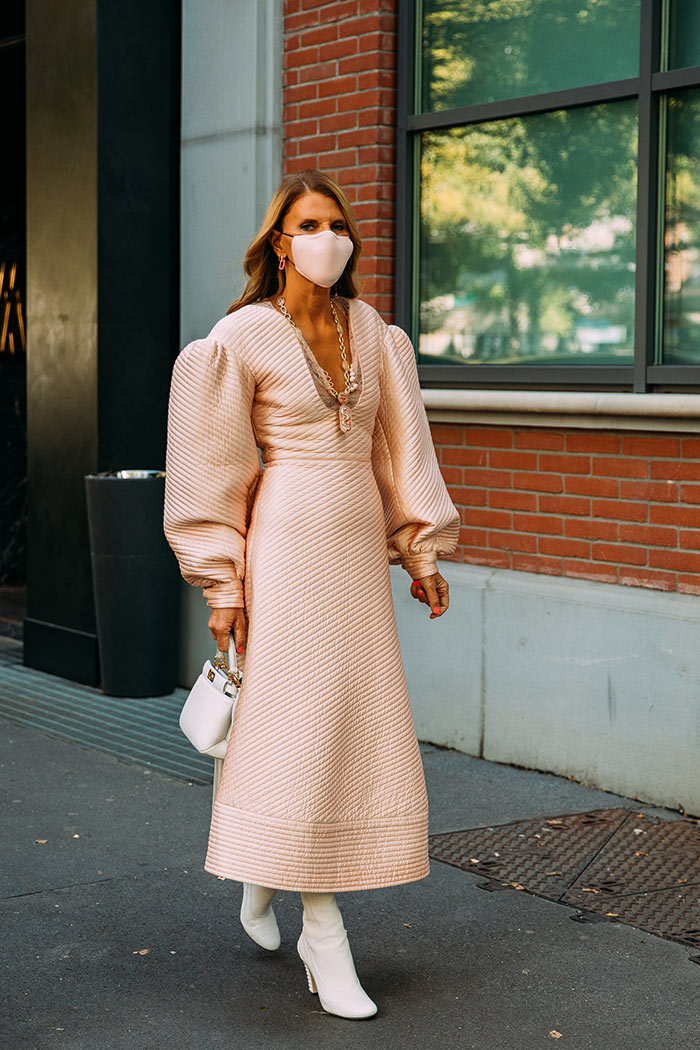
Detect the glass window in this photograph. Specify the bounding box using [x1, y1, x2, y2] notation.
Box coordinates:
[421, 0, 640, 113]
[668, 0, 700, 71]
[663, 89, 700, 364]
[418, 101, 638, 365]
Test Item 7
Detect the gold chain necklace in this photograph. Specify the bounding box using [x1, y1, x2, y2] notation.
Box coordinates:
[276, 296, 358, 432]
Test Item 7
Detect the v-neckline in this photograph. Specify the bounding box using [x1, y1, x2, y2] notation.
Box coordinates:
[262, 297, 362, 411]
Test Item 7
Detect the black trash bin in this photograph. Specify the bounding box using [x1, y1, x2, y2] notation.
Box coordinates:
[85, 470, 180, 696]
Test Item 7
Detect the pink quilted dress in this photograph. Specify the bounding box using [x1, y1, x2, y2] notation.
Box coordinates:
[163, 298, 459, 892]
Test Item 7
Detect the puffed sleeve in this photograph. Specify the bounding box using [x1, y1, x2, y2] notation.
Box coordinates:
[163, 337, 260, 608]
[371, 323, 460, 579]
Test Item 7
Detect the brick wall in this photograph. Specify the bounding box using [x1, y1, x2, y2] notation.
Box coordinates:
[283, 0, 397, 317]
[433, 423, 700, 595]
[282, 3, 700, 598]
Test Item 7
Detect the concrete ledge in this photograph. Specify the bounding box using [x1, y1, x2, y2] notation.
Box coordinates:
[392, 561, 700, 815]
[423, 389, 700, 432]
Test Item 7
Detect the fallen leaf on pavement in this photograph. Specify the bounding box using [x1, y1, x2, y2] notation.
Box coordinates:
[132, 949, 150, 956]
[549, 1032, 563, 1040]
[34, 839, 48, 844]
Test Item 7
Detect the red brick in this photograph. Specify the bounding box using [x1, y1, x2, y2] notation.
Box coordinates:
[489, 490, 538, 512]
[621, 435, 681, 457]
[513, 513, 563, 535]
[461, 547, 511, 570]
[443, 447, 490, 468]
[318, 110, 358, 131]
[514, 430, 565, 451]
[299, 23, 339, 45]
[464, 427, 513, 448]
[339, 52, 395, 75]
[300, 98, 337, 119]
[441, 467, 463, 485]
[650, 549, 700, 573]
[681, 438, 700, 458]
[489, 450, 537, 470]
[650, 505, 700, 527]
[592, 543, 647, 566]
[593, 499, 647, 522]
[593, 457, 649, 478]
[539, 453, 591, 475]
[463, 468, 512, 489]
[443, 447, 487, 468]
[679, 530, 700, 550]
[565, 475, 618, 498]
[489, 531, 538, 553]
[539, 537, 589, 559]
[539, 494, 590, 516]
[285, 46, 320, 69]
[458, 527, 488, 547]
[650, 461, 700, 481]
[318, 75, 357, 97]
[325, 37, 360, 60]
[620, 480, 679, 503]
[285, 117, 318, 138]
[619, 567, 677, 591]
[464, 508, 511, 529]
[513, 472, 563, 493]
[564, 560, 618, 584]
[452, 486, 487, 507]
[619, 524, 677, 546]
[678, 574, 700, 595]
[565, 518, 619, 541]
[512, 554, 563, 576]
[287, 10, 322, 31]
[430, 424, 464, 445]
[680, 484, 700, 504]
[285, 82, 318, 104]
[566, 432, 621, 454]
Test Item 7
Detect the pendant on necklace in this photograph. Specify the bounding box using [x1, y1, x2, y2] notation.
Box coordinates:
[339, 405, 353, 432]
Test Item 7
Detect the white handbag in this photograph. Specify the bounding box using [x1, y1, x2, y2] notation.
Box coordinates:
[179, 636, 242, 760]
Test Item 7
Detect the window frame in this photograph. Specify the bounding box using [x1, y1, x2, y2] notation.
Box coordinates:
[396, 0, 700, 392]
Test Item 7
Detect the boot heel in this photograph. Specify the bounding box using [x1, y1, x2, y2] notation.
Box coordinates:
[303, 962, 317, 994]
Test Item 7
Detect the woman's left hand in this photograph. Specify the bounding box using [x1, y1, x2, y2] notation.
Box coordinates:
[409, 572, 449, 619]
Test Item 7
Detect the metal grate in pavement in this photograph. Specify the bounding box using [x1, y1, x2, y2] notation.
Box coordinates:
[0, 639, 215, 784]
[429, 808, 700, 949]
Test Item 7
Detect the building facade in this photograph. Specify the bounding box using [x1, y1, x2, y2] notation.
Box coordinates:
[13, 0, 700, 812]
[281, 0, 700, 814]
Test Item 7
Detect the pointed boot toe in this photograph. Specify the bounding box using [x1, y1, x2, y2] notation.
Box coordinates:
[297, 930, 377, 1019]
[240, 883, 281, 951]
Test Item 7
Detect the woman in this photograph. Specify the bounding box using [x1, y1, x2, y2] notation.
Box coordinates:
[163, 170, 460, 1020]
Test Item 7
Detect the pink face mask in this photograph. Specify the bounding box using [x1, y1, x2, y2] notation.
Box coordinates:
[287, 229, 354, 288]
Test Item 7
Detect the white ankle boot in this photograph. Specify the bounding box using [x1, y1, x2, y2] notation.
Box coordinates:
[240, 882, 280, 951]
[297, 892, 377, 1019]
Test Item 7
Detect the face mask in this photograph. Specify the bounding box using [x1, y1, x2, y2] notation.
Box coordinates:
[286, 229, 354, 288]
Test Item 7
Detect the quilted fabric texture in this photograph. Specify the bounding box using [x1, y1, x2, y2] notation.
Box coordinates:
[164, 298, 460, 891]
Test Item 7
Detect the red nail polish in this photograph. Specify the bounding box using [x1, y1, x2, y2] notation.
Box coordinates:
[432, 606, 440, 614]
[237, 645, 243, 653]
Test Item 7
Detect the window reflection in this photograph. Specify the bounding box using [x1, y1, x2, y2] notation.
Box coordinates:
[663, 90, 700, 364]
[668, 0, 700, 71]
[418, 101, 638, 365]
[421, 0, 640, 112]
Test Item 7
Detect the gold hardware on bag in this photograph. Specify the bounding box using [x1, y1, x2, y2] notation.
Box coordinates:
[213, 652, 242, 689]
[207, 669, 215, 682]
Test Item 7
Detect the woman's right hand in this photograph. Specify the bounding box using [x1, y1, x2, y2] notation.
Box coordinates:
[208, 607, 247, 654]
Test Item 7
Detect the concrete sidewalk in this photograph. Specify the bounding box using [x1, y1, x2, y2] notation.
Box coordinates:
[1, 717, 698, 1050]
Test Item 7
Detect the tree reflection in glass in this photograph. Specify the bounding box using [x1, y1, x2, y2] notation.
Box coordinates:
[664, 90, 700, 364]
[421, 0, 640, 113]
[418, 101, 638, 365]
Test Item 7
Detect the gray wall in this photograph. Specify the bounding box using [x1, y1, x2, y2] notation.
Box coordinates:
[177, 0, 282, 683]
[391, 562, 700, 816]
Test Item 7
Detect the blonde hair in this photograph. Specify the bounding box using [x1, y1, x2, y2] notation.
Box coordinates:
[227, 170, 362, 313]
